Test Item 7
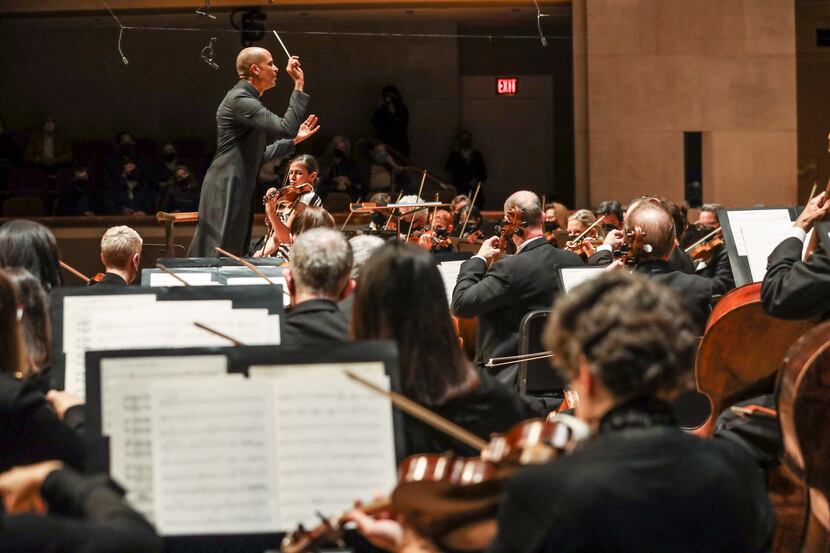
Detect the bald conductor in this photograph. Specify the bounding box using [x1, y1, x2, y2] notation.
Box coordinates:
[189, 47, 311, 257]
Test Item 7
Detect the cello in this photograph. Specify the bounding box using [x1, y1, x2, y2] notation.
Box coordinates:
[776, 319, 830, 553]
[693, 283, 816, 438]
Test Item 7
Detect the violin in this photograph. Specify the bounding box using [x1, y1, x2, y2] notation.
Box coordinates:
[684, 225, 724, 263]
[263, 182, 314, 207]
[564, 215, 607, 255]
[416, 230, 452, 251]
[59, 260, 105, 286]
[613, 227, 647, 265]
[282, 416, 586, 553]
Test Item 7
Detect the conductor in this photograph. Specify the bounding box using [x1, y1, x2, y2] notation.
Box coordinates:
[189, 47, 315, 257]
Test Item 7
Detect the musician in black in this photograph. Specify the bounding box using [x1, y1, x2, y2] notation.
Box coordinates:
[761, 191, 830, 319]
[349, 271, 774, 553]
[351, 241, 540, 457]
[451, 191, 583, 385]
[602, 202, 713, 333]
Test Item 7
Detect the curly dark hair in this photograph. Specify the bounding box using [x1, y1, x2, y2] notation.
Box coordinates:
[544, 271, 697, 400]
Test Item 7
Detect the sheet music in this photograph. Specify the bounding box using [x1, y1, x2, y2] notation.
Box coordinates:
[151, 379, 279, 536]
[437, 260, 465, 305]
[226, 277, 290, 306]
[738, 220, 796, 282]
[149, 272, 217, 287]
[726, 209, 792, 256]
[559, 267, 606, 293]
[249, 362, 397, 530]
[62, 294, 158, 398]
[67, 300, 280, 399]
[101, 355, 228, 435]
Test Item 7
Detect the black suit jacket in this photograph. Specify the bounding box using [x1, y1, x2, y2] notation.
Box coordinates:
[634, 260, 713, 333]
[1, 469, 162, 553]
[94, 272, 127, 287]
[489, 422, 774, 553]
[451, 238, 583, 383]
[761, 237, 830, 320]
[281, 298, 350, 347]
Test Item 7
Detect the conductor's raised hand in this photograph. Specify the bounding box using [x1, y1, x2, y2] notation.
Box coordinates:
[293, 115, 320, 145]
[286, 56, 304, 91]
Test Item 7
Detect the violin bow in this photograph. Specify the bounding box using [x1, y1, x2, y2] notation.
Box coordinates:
[485, 351, 554, 368]
[567, 215, 606, 248]
[193, 321, 246, 347]
[215, 247, 292, 301]
[156, 263, 192, 286]
[383, 192, 404, 231]
[457, 182, 481, 238]
[59, 260, 92, 284]
[345, 370, 488, 451]
[683, 226, 722, 254]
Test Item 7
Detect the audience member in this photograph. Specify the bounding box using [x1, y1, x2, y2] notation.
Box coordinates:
[96, 226, 143, 286]
[54, 166, 100, 216]
[352, 241, 540, 456]
[0, 460, 163, 553]
[452, 190, 583, 384]
[363, 141, 404, 194]
[162, 165, 200, 212]
[0, 220, 62, 291]
[158, 143, 180, 189]
[371, 85, 410, 156]
[319, 135, 364, 200]
[107, 160, 157, 216]
[445, 129, 487, 199]
[104, 131, 152, 186]
[282, 228, 354, 346]
[23, 116, 72, 170]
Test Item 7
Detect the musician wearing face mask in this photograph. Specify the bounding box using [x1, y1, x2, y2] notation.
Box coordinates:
[418, 210, 454, 253]
[595, 200, 624, 232]
[451, 190, 583, 385]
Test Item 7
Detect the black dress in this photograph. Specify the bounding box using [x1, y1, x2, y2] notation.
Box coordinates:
[0, 374, 85, 473]
[488, 398, 775, 553]
[402, 370, 542, 458]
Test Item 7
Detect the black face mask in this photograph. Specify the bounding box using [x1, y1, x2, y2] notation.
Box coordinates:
[177, 176, 191, 186]
[544, 221, 558, 232]
[163, 152, 177, 162]
[72, 177, 89, 186]
[125, 170, 138, 181]
[119, 143, 135, 156]
[398, 219, 412, 234]
[434, 227, 449, 238]
[602, 224, 617, 233]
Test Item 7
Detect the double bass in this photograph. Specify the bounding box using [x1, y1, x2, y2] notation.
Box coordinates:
[776, 320, 830, 553]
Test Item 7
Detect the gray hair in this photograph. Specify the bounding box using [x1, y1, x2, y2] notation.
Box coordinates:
[349, 235, 385, 280]
[290, 228, 353, 299]
[504, 190, 542, 227]
[101, 226, 142, 269]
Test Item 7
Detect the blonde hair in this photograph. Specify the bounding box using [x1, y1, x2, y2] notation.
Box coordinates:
[101, 226, 143, 269]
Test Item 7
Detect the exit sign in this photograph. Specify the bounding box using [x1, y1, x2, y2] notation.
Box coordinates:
[497, 78, 518, 95]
